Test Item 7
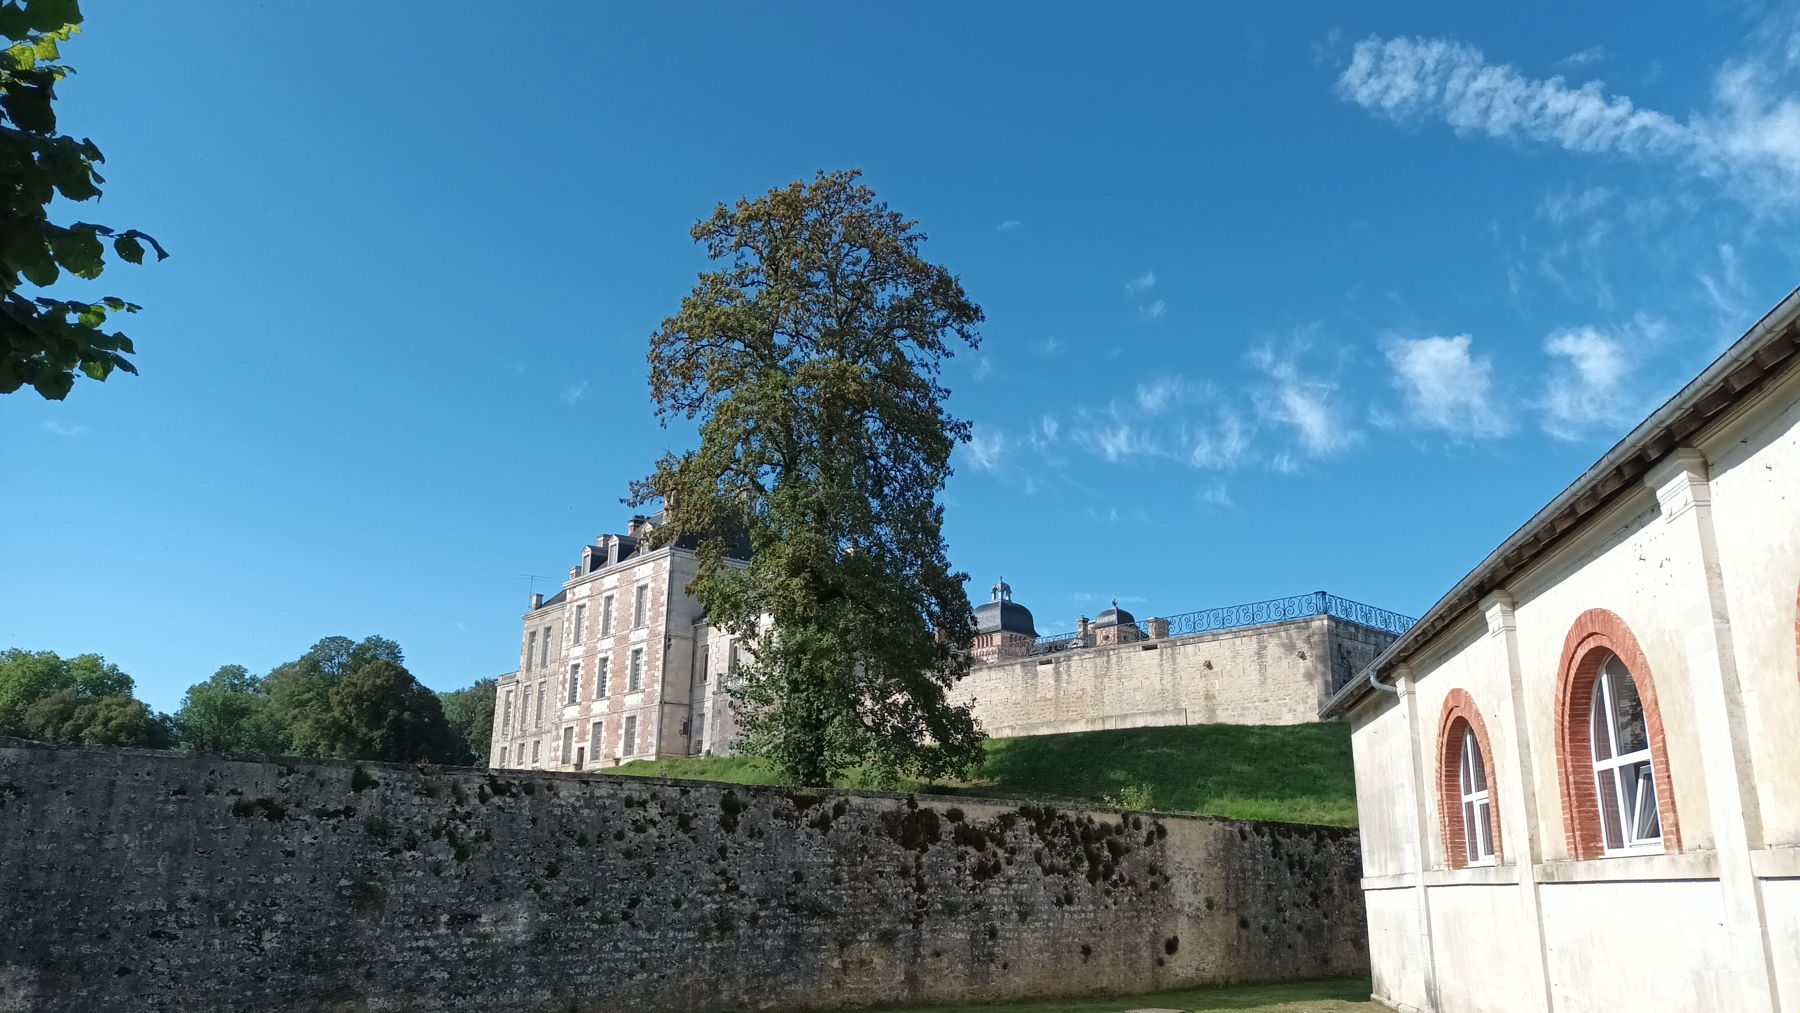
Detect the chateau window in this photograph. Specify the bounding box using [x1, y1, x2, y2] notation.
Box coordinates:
[623, 715, 638, 757]
[539, 626, 551, 667]
[561, 725, 574, 765]
[498, 745, 507, 767]
[501, 689, 514, 735]
[633, 585, 649, 628]
[567, 663, 581, 705]
[590, 720, 603, 756]
[1458, 730, 1494, 866]
[597, 657, 610, 696]
[1591, 655, 1661, 853]
[520, 686, 532, 731]
[573, 603, 586, 644]
[695, 706, 707, 754]
[531, 739, 541, 765]
[525, 631, 536, 672]
[629, 649, 644, 692]
[535, 680, 546, 727]
[601, 595, 615, 635]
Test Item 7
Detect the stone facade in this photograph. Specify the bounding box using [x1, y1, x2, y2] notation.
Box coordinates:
[958, 614, 1396, 738]
[0, 740, 1369, 1012]
[494, 521, 1406, 773]
[1324, 289, 1800, 1013]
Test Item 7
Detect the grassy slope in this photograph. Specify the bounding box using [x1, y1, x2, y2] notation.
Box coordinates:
[615, 722, 1357, 827]
[866, 977, 1376, 1012]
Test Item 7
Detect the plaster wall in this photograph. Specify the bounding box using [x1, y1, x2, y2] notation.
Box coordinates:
[0, 741, 1368, 1013]
[1340, 353, 1800, 1013]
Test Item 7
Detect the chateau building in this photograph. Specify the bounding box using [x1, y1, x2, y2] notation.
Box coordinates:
[492, 527, 1411, 772]
[1323, 288, 1800, 1012]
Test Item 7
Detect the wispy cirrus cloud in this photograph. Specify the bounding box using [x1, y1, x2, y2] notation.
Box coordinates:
[1125, 271, 1157, 295]
[561, 380, 591, 405]
[1381, 334, 1511, 438]
[1335, 26, 1800, 205]
[995, 219, 1023, 233]
[40, 419, 89, 437]
[1541, 326, 1634, 440]
[964, 429, 1007, 472]
[1249, 346, 1358, 457]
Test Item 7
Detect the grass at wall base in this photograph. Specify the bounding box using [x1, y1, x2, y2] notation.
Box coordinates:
[616, 722, 1357, 827]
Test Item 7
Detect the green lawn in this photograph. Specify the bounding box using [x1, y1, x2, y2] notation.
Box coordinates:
[614, 722, 1357, 827]
[861, 977, 1377, 1013]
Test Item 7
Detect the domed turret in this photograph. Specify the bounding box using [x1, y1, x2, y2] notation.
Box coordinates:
[973, 578, 1038, 638]
[1091, 599, 1137, 629]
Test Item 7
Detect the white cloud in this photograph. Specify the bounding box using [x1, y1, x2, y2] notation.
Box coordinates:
[1542, 326, 1634, 440]
[561, 380, 590, 405]
[40, 420, 89, 437]
[1125, 271, 1158, 294]
[1335, 31, 1800, 204]
[1140, 298, 1168, 321]
[965, 429, 1007, 472]
[1382, 334, 1511, 438]
[1184, 408, 1252, 469]
[1250, 348, 1357, 456]
[1134, 377, 1189, 415]
[972, 357, 995, 381]
[1557, 45, 1608, 68]
[995, 219, 1023, 232]
[1197, 482, 1234, 509]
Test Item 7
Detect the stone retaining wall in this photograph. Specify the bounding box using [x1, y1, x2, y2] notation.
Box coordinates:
[0, 740, 1366, 1012]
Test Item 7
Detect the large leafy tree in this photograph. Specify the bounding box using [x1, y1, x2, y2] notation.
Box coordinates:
[0, 646, 133, 734]
[173, 664, 289, 754]
[438, 677, 496, 766]
[262, 635, 403, 755]
[633, 169, 986, 787]
[2, 0, 167, 399]
[316, 659, 466, 764]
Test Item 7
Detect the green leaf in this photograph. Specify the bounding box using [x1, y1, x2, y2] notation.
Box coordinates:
[49, 224, 103, 278]
[112, 233, 143, 264]
[79, 358, 110, 381]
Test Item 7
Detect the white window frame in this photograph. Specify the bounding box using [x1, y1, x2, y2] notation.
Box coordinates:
[622, 715, 638, 757]
[498, 745, 508, 767]
[590, 720, 604, 756]
[501, 689, 514, 736]
[573, 603, 586, 644]
[525, 631, 536, 672]
[629, 648, 644, 692]
[1459, 729, 1495, 867]
[567, 663, 581, 705]
[531, 739, 541, 765]
[597, 656, 610, 697]
[1592, 655, 1663, 855]
[520, 685, 532, 731]
[535, 680, 546, 727]
[601, 594, 615, 635]
[561, 725, 574, 765]
[633, 585, 649, 628]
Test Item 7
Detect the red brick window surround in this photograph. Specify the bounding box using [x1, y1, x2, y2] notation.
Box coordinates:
[1553, 608, 1682, 859]
[1436, 690, 1503, 869]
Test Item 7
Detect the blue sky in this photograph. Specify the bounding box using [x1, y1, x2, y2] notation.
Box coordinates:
[4, 2, 1798, 713]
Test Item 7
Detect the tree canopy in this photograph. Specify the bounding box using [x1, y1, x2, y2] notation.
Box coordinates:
[0, 647, 170, 746]
[316, 659, 466, 764]
[633, 169, 987, 787]
[1, 0, 167, 399]
[438, 677, 496, 766]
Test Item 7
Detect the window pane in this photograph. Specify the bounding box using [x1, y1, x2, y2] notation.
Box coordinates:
[1475, 799, 1492, 859]
[1606, 660, 1649, 756]
[1464, 801, 1480, 862]
[1596, 770, 1625, 851]
[1627, 760, 1661, 843]
[1590, 678, 1614, 761]
[1466, 731, 1487, 792]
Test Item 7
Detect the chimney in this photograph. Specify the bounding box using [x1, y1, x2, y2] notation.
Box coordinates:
[627, 514, 649, 538]
[530, 593, 544, 610]
[1147, 617, 1169, 640]
[1077, 616, 1090, 638]
[568, 565, 580, 581]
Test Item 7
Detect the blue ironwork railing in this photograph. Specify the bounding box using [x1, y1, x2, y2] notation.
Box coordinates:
[1029, 591, 1414, 649]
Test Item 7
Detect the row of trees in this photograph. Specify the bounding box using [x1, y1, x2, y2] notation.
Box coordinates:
[0, 638, 495, 765]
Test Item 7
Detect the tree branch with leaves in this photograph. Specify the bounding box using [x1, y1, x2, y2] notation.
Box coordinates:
[1, 0, 166, 399]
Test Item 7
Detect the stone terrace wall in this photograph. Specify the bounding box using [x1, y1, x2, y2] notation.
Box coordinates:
[0, 741, 1366, 1013]
[959, 616, 1396, 738]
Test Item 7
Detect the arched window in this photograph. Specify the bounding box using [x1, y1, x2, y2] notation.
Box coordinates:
[1590, 654, 1660, 851]
[1457, 728, 1495, 865]
[1436, 689, 1502, 869]
[1554, 608, 1681, 859]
